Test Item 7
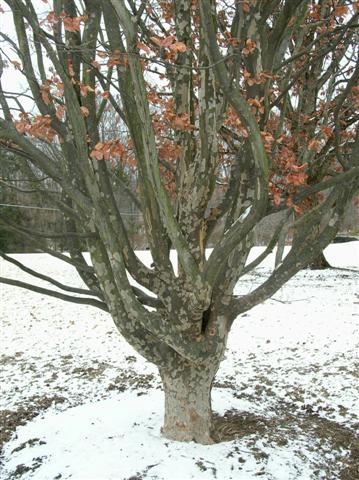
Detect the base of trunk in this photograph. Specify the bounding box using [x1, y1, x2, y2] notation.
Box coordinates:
[160, 365, 217, 444]
[161, 419, 214, 444]
[307, 252, 332, 270]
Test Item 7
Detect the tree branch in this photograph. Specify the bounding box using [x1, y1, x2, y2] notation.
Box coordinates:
[0, 251, 103, 297]
[0, 276, 109, 311]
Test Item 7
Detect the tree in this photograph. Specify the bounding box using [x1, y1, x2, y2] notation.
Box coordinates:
[0, 0, 358, 444]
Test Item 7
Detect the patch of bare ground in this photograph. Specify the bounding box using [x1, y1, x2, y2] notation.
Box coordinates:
[71, 362, 108, 379]
[0, 395, 66, 457]
[304, 416, 359, 480]
[124, 463, 160, 480]
[9, 456, 46, 479]
[107, 371, 156, 394]
[213, 407, 359, 479]
[0, 352, 24, 366]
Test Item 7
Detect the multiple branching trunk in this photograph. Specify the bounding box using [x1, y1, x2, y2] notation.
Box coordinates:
[0, 0, 358, 443]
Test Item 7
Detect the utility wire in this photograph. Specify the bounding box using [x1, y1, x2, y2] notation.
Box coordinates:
[0, 203, 58, 211]
[0, 203, 143, 215]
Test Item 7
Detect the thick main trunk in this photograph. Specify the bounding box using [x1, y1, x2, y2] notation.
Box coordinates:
[159, 363, 218, 444]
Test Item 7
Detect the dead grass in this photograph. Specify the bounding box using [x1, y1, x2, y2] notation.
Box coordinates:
[0, 395, 66, 457]
[213, 406, 359, 480]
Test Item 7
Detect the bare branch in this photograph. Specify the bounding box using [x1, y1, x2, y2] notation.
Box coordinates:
[0, 251, 102, 297]
[0, 276, 109, 311]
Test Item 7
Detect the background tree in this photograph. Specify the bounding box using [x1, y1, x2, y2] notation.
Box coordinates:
[0, 151, 22, 251]
[0, 149, 67, 251]
[0, 0, 358, 444]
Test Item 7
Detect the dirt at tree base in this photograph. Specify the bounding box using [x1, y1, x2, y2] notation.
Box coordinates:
[213, 407, 359, 480]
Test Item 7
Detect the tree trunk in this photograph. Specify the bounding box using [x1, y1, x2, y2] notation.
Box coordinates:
[159, 362, 218, 444]
[307, 251, 332, 270]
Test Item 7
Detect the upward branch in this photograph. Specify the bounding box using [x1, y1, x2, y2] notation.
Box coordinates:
[199, 0, 269, 286]
[110, 0, 210, 303]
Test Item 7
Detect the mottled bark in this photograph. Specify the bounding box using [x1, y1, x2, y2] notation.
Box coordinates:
[160, 361, 219, 444]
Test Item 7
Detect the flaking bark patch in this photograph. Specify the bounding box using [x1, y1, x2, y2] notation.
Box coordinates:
[160, 362, 219, 444]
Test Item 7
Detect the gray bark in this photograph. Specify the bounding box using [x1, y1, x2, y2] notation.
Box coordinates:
[160, 361, 219, 444]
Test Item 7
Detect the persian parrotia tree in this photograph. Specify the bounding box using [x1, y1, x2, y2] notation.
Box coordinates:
[0, 0, 358, 444]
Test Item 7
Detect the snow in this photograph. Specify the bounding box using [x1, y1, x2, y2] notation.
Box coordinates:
[0, 243, 358, 480]
[0, 392, 316, 480]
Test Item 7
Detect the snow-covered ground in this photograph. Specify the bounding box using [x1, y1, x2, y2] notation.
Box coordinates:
[0, 243, 358, 480]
